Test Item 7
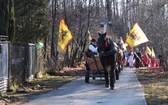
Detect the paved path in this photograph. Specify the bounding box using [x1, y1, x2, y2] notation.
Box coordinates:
[23, 67, 147, 105]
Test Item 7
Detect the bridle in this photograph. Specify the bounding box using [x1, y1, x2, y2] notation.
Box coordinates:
[98, 37, 116, 56]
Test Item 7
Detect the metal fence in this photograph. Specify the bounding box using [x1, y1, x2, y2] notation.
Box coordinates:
[10, 45, 26, 86]
[0, 41, 9, 93]
[27, 44, 38, 81]
[10, 44, 38, 85]
[0, 42, 39, 93]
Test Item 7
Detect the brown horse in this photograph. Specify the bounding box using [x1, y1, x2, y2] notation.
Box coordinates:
[116, 44, 124, 73]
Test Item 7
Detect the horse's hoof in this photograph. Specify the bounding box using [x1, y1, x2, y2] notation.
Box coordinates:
[110, 87, 114, 90]
[105, 84, 109, 88]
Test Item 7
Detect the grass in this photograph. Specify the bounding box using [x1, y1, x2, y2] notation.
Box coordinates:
[3, 67, 168, 105]
[31, 75, 80, 89]
[1, 75, 80, 105]
[136, 68, 168, 105]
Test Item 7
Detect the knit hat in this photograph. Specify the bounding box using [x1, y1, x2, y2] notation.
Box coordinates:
[91, 38, 96, 42]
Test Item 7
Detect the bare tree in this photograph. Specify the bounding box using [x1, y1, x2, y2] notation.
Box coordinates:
[46, 0, 168, 69]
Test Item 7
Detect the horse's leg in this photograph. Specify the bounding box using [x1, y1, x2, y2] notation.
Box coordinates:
[110, 57, 115, 90]
[115, 65, 119, 80]
[118, 62, 121, 73]
[104, 66, 109, 87]
[100, 57, 109, 87]
[121, 55, 124, 71]
[110, 66, 115, 90]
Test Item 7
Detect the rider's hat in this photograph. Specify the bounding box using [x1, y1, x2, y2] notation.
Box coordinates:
[91, 38, 96, 42]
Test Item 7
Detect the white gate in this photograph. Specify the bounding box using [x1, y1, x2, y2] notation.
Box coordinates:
[0, 42, 9, 93]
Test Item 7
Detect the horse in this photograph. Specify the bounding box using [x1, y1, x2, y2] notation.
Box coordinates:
[116, 44, 124, 73]
[97, 32, 118, 90]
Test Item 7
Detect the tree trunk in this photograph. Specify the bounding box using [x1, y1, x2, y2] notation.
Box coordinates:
[8, 0, 15, 43]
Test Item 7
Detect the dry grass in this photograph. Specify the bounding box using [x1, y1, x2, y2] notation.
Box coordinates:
[136, 68, 168, 105]
[2, 67, 168, 105]
[0, 70, 82, 105]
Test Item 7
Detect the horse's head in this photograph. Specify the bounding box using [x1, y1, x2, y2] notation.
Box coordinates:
[97, 32, 112, 53]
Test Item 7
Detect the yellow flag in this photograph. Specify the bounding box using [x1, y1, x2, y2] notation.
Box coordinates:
[151, 47, 155, 58]
[88, 32, 92, 40]
[58, 18, 73, 51]
[88, 34, 92, 41]
[125, 22, 149, 48]
[146, 45, 152, 56]
[123, 43, 127, 51]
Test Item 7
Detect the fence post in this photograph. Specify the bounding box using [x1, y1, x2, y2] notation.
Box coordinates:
[7, 41, 11, 92]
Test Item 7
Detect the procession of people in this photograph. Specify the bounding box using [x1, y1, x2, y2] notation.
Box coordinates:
[125, 47, 160, 69]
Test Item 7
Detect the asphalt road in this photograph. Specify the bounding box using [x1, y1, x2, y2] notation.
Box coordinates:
[23, 67, 147, 105]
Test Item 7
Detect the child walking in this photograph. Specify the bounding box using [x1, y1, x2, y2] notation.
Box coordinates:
[128, 52, 134, 68]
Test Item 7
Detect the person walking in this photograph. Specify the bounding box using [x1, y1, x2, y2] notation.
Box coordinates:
[128, 51, 134, 68]
[124, 50, 129, 66]
[134, 48, 142, 68]
[142, 52, 149, 67]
